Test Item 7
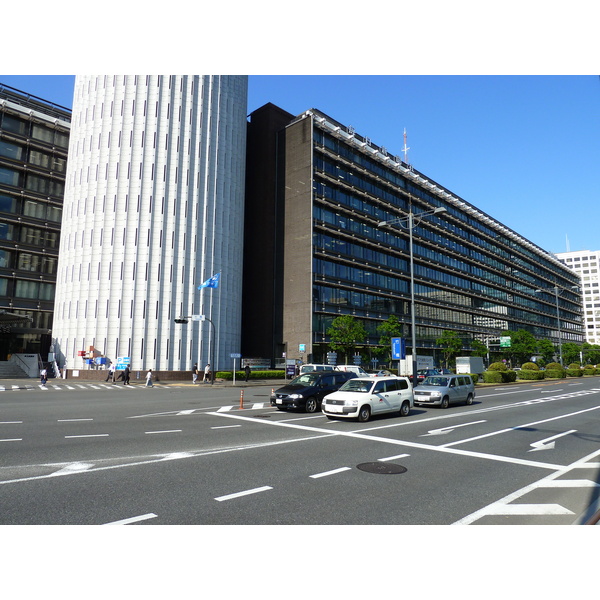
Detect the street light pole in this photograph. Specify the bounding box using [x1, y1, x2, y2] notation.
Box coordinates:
[379, 205, 446, 384]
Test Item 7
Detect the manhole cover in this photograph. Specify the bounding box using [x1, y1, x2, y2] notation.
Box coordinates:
[356, 462, 407, 475]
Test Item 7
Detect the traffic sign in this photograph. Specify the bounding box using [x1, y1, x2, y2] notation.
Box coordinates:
[230, 353, 242, 358]
[392, 337, 406, 360]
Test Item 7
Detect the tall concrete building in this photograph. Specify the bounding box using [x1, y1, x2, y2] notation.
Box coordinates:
[556, 250, 600, 345]
[52, 75, 248, 372]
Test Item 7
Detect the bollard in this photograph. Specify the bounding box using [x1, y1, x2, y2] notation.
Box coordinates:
[239, 389, 245, 409]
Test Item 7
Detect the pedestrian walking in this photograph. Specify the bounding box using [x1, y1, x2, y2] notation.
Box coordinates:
[203, 363, 210, 383]
[192, 363, 198, 384]
[145, 369, 153, 387]
[106, 363, 116, 382]
[40, 367, 47, 385]
[244, 364, 251, 382]
[123, 365, 131, 385]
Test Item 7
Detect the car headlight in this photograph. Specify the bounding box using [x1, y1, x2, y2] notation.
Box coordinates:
[289, 393, 303, 399]
[430, 392, 442, 398]
[345, 399, 359, 407]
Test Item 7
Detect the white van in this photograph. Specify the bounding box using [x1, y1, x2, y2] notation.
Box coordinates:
[298, 364, 337, 375]
[336, 365, 369, 376]
[322, 376, 414, 422]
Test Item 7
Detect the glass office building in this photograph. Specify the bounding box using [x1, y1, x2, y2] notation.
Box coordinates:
[0, 84, 70, 359]
[243, 104, 583, 366]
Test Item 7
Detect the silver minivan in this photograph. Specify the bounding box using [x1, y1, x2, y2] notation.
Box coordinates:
[413, 374, 475, 408]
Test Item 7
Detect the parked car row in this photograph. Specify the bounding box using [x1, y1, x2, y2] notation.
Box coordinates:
[270, 370, 476, 422]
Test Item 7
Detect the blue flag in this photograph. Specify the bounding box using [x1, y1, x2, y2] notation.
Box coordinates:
[198, 273, 220, 290]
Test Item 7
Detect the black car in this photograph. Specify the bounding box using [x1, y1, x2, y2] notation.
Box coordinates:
[270, 371, 356, 413]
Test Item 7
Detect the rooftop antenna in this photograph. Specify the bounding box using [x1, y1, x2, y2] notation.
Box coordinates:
[402, 128, 410, 165]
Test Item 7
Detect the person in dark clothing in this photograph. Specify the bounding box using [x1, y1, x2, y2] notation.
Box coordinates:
[123, 365, 131, 385]
[244, 364, 251, 382]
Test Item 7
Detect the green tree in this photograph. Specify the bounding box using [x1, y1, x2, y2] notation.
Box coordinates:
[562, 342, 582, 366]
[582, 343, 600, 365]
[536, 339, 556, 364]
[436, 330, 463, 368]
[376, 315, 404, 363]
[470, 339, 488, 358]
[500, 329, 537, 366]
[327, 315, 367, 364]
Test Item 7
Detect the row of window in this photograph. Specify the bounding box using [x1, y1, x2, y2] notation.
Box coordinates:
[0, 166, 65, 197]
[0, 193, 62, 222]
[0, 113, 69, 148]
[0, 138, 67, 172]
[0, 223, 59, 247]
[0, 249, 57, 274]
[0, 277, 54, 300]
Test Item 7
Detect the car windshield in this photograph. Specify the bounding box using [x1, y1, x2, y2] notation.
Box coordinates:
[290, 373, 320, 385]
[422, 376, 449, 387]
[339, 379, 372, 393]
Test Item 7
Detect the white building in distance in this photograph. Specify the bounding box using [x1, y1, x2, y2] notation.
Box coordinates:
[555, 249, 600, 345]
[52, 75, 248, 372]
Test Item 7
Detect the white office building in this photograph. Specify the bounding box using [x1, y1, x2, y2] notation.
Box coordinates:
[556, 250, 600, 345]
[52, 75, 248, 372]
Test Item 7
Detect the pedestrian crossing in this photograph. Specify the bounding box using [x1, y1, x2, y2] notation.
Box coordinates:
[0, 382, 142, 392]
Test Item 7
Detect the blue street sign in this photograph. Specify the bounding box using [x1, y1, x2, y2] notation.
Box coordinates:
[392, 337, 405, 360]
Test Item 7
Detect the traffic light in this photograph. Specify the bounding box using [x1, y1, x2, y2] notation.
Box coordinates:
[174, 318, 188, 324]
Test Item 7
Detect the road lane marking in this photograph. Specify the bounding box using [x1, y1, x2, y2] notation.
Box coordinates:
[144, 430, 182, 435]
[208, 411, 564, 471]
[50, 462, 94, 476]
[211, 425, 241, 429]
[529, 430, 577, 452]
[64, 434, 109, 439]
[215, 486, 272, 501]
[421, 420, 487, 436]
[378, 454, 410, 461]
[453, 446, 600, 524]
[58, 418, 93, 422]
[310, 467, 351, 479]
[0, 421, 22, 424]
[441, 405, 600, 449]
[536, 479, 600, 488]
[0, 438, 22, 442]
[104, 513, 158, 525]
[217, 406, 232, 412]
[483, 504, 574, 516]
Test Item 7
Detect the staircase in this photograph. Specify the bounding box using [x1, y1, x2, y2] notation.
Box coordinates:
[0, 361, 28, 379]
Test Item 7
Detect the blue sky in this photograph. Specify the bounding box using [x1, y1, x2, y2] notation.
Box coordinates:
[1, 74, 598, 256]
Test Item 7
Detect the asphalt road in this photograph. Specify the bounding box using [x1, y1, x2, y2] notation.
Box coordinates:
[2, 376, 600, 525]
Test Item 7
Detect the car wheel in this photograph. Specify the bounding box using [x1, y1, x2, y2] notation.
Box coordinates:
[305, 397, 318, 413]
[466, 393, 473, 405]
[440, 396, 450, 409]
[400, 401, 410, 417]
[357, 405, 371, 422]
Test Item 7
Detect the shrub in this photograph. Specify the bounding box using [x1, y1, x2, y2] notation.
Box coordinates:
[545, 368, 566, 379]
[517, 370, 545, 380]
[468, 373, 480, 384]
[488, 362, 508, 371]
[521, 362, 539, 371]
[566, 368, 583, 378]
[482, 371, 502, 383]
[546, 362, 563, 371]
[216, 370, 286, 381]
[583, 367, 596, 375]
[568, 363, 581, 370]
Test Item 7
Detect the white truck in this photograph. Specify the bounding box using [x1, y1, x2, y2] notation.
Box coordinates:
[398, 355, 434, 377]
[455, 356, 485, 374]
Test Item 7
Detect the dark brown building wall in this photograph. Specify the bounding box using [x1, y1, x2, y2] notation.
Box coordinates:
[282, 115, 314, 363]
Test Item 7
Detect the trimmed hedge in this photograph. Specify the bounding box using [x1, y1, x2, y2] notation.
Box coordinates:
[517, 370, 545, 380]
[545, 368, 566, 379]
[482, 370, 517, 383]
[566, 368, 583, 378]
[521, 362, 539, 371]
[216, 370, 286, 381]
[488, 361, 508, 371]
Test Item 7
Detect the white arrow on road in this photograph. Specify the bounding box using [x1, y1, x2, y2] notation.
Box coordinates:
[528, 430, 577, 452]
[422, 420, 487, 436]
